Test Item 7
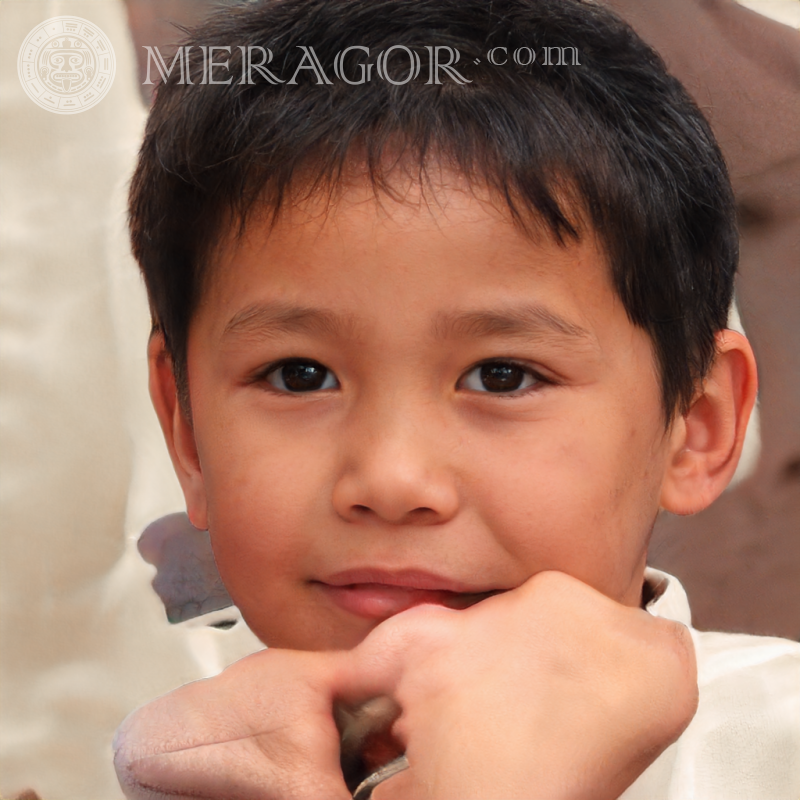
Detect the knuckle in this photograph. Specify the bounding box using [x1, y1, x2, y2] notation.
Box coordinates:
[650, 619, 699, 727]
[660, 620, 697, 675]
[528, 569, 571, 591]
[522, 570, 588, 608]
[379, 603, 457, 649]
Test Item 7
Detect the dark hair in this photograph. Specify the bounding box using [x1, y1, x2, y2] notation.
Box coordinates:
[129, 0, 737, 420]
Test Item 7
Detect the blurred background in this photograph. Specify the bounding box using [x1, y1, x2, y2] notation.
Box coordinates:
[1, 0, 798, 797]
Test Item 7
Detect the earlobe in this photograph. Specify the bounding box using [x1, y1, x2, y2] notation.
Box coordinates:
[148, 332, 209, 530]
[660, 330, 758, 516]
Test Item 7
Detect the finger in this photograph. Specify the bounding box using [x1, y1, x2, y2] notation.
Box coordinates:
[116, 713, 353, 800]
[330, 648, 400, 708]
[332, 604, 459, 705]
[117, 734, 354, 800]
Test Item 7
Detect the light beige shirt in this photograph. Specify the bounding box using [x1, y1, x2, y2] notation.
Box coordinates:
[620, 568, 800, 800]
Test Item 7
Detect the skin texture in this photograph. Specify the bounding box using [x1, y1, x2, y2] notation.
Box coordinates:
[123, 172, 757, 798]
[172, 177, 671, 648]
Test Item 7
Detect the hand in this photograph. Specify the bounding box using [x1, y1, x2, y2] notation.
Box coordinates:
[114, 572, 698, 800]
[113, 648, 353, 800]
[344, 571, 698, 800]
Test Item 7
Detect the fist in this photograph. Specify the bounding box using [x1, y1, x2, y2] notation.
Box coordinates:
[347, 571, 698, 800]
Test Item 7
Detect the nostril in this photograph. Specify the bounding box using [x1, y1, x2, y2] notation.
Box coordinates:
[783, 457, 800, 482]
[348, 504, 437, 524]
[406, 507, 436, 524]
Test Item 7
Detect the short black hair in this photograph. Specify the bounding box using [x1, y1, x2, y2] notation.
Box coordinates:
[130, 0, 737, 420]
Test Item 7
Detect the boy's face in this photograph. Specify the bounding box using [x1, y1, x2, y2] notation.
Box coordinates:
[181, 174, 674, 650]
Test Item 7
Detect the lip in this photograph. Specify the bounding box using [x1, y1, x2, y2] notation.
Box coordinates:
[314, 568, 500, 619]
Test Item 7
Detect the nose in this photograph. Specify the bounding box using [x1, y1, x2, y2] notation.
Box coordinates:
[332, 401, 460, 527]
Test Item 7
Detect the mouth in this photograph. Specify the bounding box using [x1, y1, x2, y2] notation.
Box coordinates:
[314, 568, 502, 619]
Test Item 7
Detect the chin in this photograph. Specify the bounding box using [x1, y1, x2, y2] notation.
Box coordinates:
[250, 617, 375, 652]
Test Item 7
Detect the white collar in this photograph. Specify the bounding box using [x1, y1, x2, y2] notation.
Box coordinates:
[643, 567, 693, 628]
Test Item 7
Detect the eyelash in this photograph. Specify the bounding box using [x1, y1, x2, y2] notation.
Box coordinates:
[255, 358, 551, 397]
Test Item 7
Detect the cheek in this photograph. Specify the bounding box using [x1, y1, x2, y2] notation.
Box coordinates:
[201, 447, 321, 645]
[201, 400, 332, 519]
[470, 411, 662, 585]
[197, 415, 331, 590]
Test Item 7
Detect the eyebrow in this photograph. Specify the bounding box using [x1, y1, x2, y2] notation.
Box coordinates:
[222, 301, 593, 345]
[433, 305, 593, 342]
[222, 302, 362, 341]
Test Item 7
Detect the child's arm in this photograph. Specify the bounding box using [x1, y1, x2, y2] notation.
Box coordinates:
[114, 572, 697, 800]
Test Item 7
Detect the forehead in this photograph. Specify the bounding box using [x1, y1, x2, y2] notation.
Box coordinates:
[202, 172, 623, 341]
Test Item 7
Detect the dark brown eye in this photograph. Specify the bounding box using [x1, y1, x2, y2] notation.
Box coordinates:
[461, 361, 539, 393]
[480, 363, 524, 391]
[265, 360, 338, 392]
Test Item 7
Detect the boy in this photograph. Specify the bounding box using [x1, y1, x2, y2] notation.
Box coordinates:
[114, 0, 800, 797]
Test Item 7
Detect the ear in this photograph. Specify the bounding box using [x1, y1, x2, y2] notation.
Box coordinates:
[148, 332, 209, 530]
[660, 330, 758, 515]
